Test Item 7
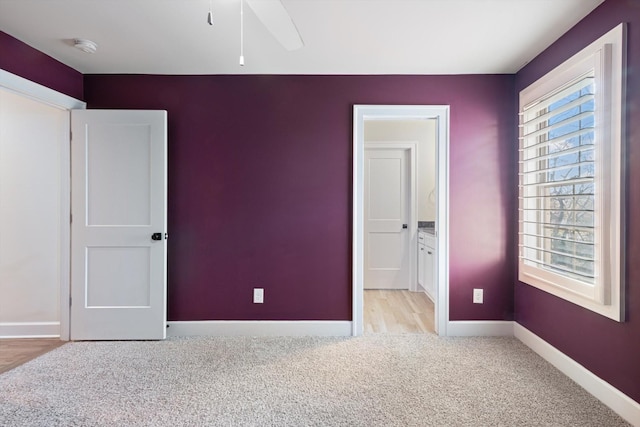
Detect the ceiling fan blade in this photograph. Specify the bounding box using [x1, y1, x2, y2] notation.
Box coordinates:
[245, 0, 304, 51]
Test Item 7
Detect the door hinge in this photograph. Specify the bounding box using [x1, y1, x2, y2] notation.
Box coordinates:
[70, 213, 72, 223]
[69, 296, 72, 307]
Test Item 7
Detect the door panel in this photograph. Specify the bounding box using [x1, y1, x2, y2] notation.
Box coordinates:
[368, 233, 403, 268]
[369, 157, 402, 220]
[364, 148, 410, 289]
[87, 124, 152, 226]
[86, 247, 151, 307]
[71, 110, 167, 340]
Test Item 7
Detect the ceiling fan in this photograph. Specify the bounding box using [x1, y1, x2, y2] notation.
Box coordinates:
[207, 0, 304, 64]
[245, 0, 303, 51]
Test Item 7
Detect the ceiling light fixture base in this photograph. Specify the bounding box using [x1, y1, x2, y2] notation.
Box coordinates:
[73, 38, 98, 54]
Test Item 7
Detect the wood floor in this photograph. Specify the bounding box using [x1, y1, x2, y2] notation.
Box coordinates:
[0, 338, 66, 374]
[364, 289, 435, 334]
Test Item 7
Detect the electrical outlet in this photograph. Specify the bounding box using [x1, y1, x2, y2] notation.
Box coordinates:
[253, 288, 264, 304]
[473, 288, 483, 304]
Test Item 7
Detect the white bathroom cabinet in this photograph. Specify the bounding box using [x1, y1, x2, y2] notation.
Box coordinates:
[418, 230, 436, 302]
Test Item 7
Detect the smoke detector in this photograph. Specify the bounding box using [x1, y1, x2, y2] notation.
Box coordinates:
[73, 38, 97, 54]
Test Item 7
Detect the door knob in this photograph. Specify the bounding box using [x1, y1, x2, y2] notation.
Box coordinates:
[402, 224, 408, 229]
[151, 233, 162, 241]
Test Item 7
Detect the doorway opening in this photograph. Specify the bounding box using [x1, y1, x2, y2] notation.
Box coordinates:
[0, 69, 86, 341]
[0, 70, 168, 342]
[353, 105, 450, 336]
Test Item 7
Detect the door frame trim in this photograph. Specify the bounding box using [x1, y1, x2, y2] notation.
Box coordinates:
[364, 142, 418, 291]
[0, 70, 86, 341]
[353, 105, 450, 336]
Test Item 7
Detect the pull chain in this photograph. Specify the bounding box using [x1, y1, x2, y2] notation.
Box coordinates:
[239, 0, 245, 66]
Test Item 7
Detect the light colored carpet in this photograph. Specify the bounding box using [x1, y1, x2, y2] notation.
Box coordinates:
[0, 335, 630, 426]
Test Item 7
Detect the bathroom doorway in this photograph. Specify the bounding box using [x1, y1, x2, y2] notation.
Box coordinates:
[352, 105, 450, 336]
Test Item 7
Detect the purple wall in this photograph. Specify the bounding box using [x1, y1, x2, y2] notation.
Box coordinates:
[84, 74, 515, 322]
[4, 0, 636, 404]
[0, 31, 83, 100]
[515, 0, 640, 403]
[4, 0, 638, 407]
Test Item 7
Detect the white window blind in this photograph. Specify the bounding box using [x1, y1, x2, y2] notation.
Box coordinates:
[519, 73, 596, 286]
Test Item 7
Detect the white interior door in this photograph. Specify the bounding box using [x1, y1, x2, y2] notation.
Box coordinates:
[364, 148, 410, 289]
[70, 110, 167, 340]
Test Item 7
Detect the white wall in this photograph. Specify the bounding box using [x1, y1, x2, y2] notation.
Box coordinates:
[0, 88, 67, 337]
[364, 119, 437, 221]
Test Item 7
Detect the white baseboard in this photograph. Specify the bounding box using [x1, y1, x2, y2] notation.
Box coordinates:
[446, 320, 514, 336]
[0, 321, 60, 338]
[167, 320, 353, 337]
[514, 323, 640, 427]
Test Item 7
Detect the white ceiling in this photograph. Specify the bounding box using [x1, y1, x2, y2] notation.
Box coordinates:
[0, 0, 605, 75]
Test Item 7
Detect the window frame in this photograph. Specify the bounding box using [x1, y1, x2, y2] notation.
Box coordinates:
[518, 23, 626, 322]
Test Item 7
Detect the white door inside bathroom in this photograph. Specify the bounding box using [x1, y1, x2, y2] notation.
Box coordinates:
[364, 148, 411, 289]
[70, 110, 167, 340]
[0, 88, 67, 338]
